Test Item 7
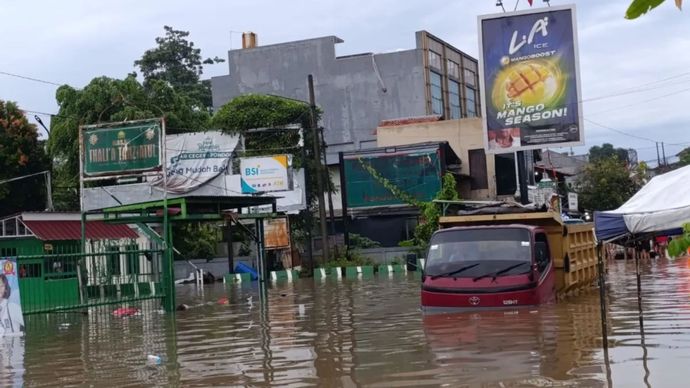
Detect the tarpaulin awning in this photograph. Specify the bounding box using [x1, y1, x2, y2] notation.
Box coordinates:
[23, 220, 139, 241]
[594, 165, 690, 241]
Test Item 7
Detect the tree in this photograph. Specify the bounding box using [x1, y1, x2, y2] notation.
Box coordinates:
[0, 100, 51, 216]
[49, 75, 212, 209]
[626, 0, 682, 19]
[211, 94, 321, 203]
[211, 94, 327, 251]
[588, 143, 629, 164]
[577, 156, 639, 211]
[134, 26, 224, 109]
[677, 147, 690, 166]
[173, 222, 221, 261]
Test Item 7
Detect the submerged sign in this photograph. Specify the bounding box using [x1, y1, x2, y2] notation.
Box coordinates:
[479, 5, 583, 153]
[240, 155, 291, 193]
[0, 259, 24, 337]
[82, 120, 162, 176]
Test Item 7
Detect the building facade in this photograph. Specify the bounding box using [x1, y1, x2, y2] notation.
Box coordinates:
[211, 31, 480, 164]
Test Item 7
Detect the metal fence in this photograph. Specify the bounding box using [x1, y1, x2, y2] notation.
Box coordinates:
[16, 240, 165, 315]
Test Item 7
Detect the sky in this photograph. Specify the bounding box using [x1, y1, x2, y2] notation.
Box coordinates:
[1, 0, 689, 166]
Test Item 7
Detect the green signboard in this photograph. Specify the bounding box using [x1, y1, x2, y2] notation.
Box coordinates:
[343, 150, 442, 208]
[82, 121, 162, 176]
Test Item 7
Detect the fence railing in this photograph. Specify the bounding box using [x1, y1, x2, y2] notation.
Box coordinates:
[16, 241, 165, 314]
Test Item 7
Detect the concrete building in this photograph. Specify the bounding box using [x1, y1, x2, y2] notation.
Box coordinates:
[211, 31, 481, 163]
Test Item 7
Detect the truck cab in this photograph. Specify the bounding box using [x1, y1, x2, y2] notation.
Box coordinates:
[421, 224, 556, 310]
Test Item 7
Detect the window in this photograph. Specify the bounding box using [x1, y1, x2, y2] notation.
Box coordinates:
[0, 248, 17, 257]
[465, 86, 477, 117]
[428, 50, 442, 69]
[4, 220, 16, 236]
[464, 68, 477, 86]
[469, 149, 488, 190]
[448, 80, 462, 120]
[447, 60, 460, 79]
[107, 246, 121, 276]
[430, 71, 444, 115]
[535, 233, 551, 273]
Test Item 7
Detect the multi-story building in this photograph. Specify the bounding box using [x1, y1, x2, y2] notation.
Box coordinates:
[211, 31, 481, 163]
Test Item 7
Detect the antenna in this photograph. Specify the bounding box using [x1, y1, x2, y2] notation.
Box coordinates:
[496, 1, 506, 12]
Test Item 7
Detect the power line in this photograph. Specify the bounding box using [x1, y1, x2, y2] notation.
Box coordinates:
[584, 118, 659, 143]
[587, 86, 690, 116]
[0, 71, 63, 86]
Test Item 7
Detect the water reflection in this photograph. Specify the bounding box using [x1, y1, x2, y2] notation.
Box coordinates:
[6, 258, 690, 386]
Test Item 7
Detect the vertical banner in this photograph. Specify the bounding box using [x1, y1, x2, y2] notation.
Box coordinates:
[0, 259, 24, 337]
[479, 5, 583, 153]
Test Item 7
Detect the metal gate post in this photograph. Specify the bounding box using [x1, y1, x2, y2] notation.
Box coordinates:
[162, 215, 176, 313]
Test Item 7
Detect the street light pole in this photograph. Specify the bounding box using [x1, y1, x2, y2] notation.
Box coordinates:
[308, 75, 330, 265]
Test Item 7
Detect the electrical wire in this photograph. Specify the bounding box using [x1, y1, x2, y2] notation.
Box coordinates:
[0, 71, 63, 86]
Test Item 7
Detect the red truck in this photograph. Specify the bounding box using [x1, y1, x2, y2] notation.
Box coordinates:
[421, 211, 597, 311]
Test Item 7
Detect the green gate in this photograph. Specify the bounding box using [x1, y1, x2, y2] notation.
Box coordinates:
[17, 243, 165, 315]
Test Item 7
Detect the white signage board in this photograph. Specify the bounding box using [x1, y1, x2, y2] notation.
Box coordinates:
[240, 155, 291, 193]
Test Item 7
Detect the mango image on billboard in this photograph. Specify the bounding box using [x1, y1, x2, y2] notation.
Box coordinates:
[491, 58, 566, 111]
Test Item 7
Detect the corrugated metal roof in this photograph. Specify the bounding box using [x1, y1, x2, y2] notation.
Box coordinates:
[22, 220, 138, 241]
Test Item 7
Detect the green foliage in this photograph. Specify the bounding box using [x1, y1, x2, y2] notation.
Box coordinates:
[588, 143, 630, 164]
[173, 222, 221, 261]
[678, 147, 690, 166]
[577, 156, 639, 211]
[325, 251, 373, 268]
[0, 100, 51, 216]
[626, 0, 667, 19]
[349, 234, 382, 249]
[49, 76, 212, 209]
[134, 26, 224, 108]
[211, 94, 327, 207]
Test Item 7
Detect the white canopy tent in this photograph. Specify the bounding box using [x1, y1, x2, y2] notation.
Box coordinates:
[594, 164, 690, 242]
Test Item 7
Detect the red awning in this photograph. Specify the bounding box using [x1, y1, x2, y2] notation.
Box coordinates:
[23, 220, 139, 241]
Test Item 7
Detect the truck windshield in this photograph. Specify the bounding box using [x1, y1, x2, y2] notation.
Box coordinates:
[425, 228, 532, 277]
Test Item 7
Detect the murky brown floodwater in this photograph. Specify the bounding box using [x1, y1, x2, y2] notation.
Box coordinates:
[3, 257, 690, 387]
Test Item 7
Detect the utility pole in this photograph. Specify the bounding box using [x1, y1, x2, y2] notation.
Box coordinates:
[308, 75, 330, 265]
[661, 142, 667, 166]
[319, 127, 337, 237]
[656, 142, 661, 167]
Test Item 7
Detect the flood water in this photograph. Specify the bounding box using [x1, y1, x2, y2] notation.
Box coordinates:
[4, 257, 690, 387]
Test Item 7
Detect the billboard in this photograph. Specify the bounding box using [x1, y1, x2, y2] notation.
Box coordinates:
[240, 155, 291, 193]
[342, 145, 443, 208]
[153, 132, 239, 194]
[478, 5, 583, 153]
[82, 119, 162, 176]
[0, 259, 24, 337]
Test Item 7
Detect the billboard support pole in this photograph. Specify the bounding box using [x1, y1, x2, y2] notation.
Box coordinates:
[308, 74, 330, 265]
[516, 150, 529, 205]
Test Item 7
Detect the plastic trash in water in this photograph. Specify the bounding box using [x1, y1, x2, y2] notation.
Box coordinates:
[58, 323, 71, 330]
[298, 304, 306, 317]
[112, 307, 140, 317]
[147, 355, 163, 365]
